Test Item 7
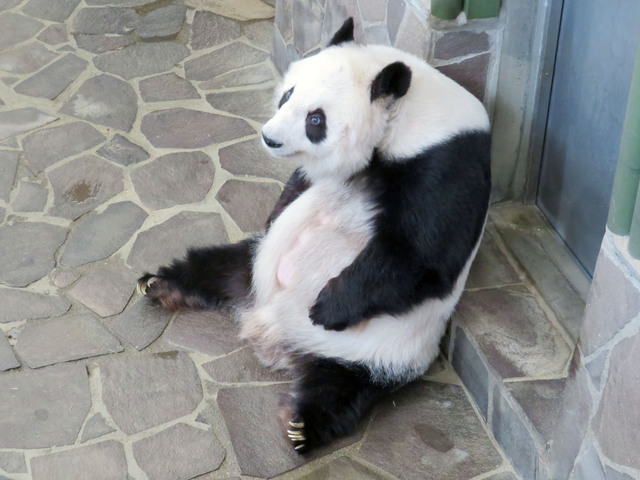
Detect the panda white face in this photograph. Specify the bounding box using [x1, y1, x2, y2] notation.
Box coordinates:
[261, 46, 396, 181]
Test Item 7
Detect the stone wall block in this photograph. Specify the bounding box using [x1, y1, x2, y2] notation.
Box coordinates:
[275, 0, 293, 42]
[580, 249, 640, 356]
[358, 0, 387, 22]
[321, 0, 362, 46]
[293, 0, 323, 54]
[437, 53, 490, 101]
[450, 325, 490, 419]
[386, 0, 405, 45]
[593, 331, 640, 470]
[434, 31, 490, 60]
[547, 350, 593, 480]
[394, 7, 429, 59]
[491, 384, 538, 480]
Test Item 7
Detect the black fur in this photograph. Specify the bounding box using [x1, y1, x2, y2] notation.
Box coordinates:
[278, 86, 294, 109]
[286, 356, 399, 453]
[370, 61, 412, 102]
[328, 17, 354, 47]
[309, 131, 491, 331]
[141, 169, 311, 310]
[305, 108, 326, 144]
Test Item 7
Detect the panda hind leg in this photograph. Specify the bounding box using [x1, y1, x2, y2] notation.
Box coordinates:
[282, 356, 399, 453]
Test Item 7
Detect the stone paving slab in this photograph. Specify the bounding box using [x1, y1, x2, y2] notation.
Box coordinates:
[0, 2, 522, 479]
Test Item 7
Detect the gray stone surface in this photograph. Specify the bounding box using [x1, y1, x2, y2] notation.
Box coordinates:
[0, 363, 91, 448]
[360, 381, 503, 480]
[0, 107, 57, 141]
[0, 221, 67, 287]
[23, 121, 105, 172]
[0, 149, 19, 201]
[438, 53, 490, 101]
[275, 0, 293, 42]
[80, 413, 115, 442]
[131, 151, 215, 210]
[68, 266, 135, 317]
[74, 33, 135, 54]
[60, 201, 148, 268]
[0, 333, 19, 371]
[466, 229, 521, 289]
[243, 20, 273, 49]
[206, 87, 274, 122]
[30, 440, 127, 480]
[93, 42, 189, 80]
[132, 423, 225, 480]
[12, 181, 48, 211]
[0, 42, 57, 74]
[51, 269, 81, 288]
[190, 10, 241, 50]
[38, 23, 68, 45]
[71, 6, 137, 35]
[490, 204, 587, 341]
[166, 310, 243, 356]
[604, 466, 636, 480]
[507, 379, 565, 442]
[22, 0, 80, 21]
[358, 0, 386, 22]
[85, 0, 155, 5]
[217, 384, 306, 477]
[141, 108, 254, 148]
[386, 0, 405, 44]
[203, 347, 290, 383]
[127, 211, 229, 273]
[139, 72, 199, 102]
[293, 0, 322, 54]
[585, 350, 608, 390]
[14, 53, 87, 99]
[185, 42, 268, 81]
[491, 385, 538, 480]
[200, 63, 275, 90]
[96, 134, 148, 166]
[0, 288, 70, 322]
[435, 31, 490, 60]
[99, 351, 203, 434]
[136, 4, 186, 39]
[0, 0, 23, 10]
[572, 442, 606, 480]
[0, 12, 42, 51]
[548, 352, 593, 480]
[104, 299, 172, 350]
[15, 313, 123, 368]
[455, 286, 571, 379]
[0, 452, 26, 474]
[218, 137, 295, 183]
[47, 155, 124, 219]
[581, 251, 640, 356]
[60, 74, 138, 131]
[300, 457, 386, 480]
[216, 179, 281, 232]
[451, 326, 490, 420]
[594, 333, 640, 470]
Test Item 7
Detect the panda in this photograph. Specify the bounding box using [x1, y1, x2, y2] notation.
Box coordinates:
[138, 18, 491, 453]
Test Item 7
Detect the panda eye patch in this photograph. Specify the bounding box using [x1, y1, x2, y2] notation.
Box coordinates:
[278, 87, 294, 108]
[306, 108, 326, 144]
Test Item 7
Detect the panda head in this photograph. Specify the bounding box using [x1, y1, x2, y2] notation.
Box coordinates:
[261, 18, 412, 182]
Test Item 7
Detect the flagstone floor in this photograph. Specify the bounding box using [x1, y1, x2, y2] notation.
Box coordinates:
[0, 1, 521, 479]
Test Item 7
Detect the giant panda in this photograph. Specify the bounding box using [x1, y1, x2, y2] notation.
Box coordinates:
[138, 18, 491, 453]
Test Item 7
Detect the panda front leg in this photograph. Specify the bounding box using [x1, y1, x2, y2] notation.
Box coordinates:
[137, 237, 256, 311]
[282, 356, 399, 453]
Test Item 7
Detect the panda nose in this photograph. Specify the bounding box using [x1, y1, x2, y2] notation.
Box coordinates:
[262, 132, 283, 149]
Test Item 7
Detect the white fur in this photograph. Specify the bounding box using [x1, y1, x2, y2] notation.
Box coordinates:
[244, 42, 488, 382]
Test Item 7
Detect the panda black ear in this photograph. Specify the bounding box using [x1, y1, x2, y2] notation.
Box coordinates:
[370, 62, 412, 102]
[328, 18, 354, 47]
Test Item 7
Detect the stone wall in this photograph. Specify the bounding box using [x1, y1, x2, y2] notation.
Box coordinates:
[544, 231, 640, 480]
[271, 0, 502, 110]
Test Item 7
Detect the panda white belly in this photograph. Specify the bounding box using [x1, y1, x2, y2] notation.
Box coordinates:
[240, 180, 479, 382]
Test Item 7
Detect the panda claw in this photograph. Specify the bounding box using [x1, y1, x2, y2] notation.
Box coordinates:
[294, 444, 306, 451]
[137, 276, 156, 296]
[288, 421, 304, 428]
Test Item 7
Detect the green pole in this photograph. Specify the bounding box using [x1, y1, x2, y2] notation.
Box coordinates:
[432, 0, 463, 20]
[608, 39, 640, 237]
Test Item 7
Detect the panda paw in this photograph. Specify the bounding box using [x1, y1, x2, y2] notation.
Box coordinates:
[309, 281, 358, 331]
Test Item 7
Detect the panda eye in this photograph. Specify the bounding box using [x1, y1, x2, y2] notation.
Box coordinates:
[306, 110, 326, 127]
[278, 87, 294, 109]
